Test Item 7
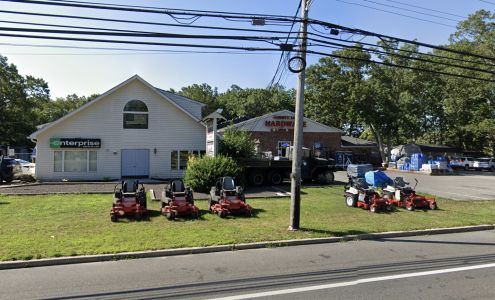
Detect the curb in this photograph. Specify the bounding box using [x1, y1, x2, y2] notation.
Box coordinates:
[1, 224, 493, 270]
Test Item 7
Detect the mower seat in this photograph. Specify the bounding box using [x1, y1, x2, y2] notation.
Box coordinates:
[222, 176, 236, 191]
[171, 180, 185, 193]
[122, 180, 138, 195]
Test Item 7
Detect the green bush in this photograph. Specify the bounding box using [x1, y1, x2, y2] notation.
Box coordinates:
[184, 155, 242, 193]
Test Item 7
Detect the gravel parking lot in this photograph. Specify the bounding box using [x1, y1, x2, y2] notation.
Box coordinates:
[0, 181, 292, 199]
[1, 170, 494, 200]
[335, 170, 495, 200]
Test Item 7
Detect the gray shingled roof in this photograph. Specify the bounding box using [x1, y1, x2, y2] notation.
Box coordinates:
[156, 88, 206, 120]
[341, 136, 377, 147]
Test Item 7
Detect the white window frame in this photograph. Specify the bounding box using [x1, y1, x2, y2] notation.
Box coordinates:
[53, 150, 97, 173]
[170, 150, 204, 171]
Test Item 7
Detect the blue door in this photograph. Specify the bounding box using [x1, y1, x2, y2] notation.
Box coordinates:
[121, 149, 149, 178]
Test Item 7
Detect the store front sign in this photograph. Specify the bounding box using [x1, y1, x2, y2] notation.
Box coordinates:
[265, 115, 306, 128]
[50, 138, 101, 149]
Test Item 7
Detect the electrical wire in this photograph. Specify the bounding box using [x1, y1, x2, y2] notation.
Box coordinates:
[0, 26, 286, 43]
[306, 49, 495, 83]
[361, 0, 462, 22]
[381, 0, 467, 19]
[308, 40, 495, 76]
[0, 32, 292, 51]
[0, 0, 302, 23]
[334, 0, 456, 28]
[0, 42, 281, 55]
[307, 19, 495, 62]
[0, 9, 297, 35]
[268, 0, 301, 87]
[307, 30, 495, 68]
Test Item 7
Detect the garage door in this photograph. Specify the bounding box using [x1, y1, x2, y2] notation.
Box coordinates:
[121, 149, 149, 178]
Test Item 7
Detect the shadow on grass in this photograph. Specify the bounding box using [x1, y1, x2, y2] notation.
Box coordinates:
[300, 227, 369, 236]
[0, 202, 10, 205]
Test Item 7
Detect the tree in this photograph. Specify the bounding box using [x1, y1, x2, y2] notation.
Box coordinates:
[0, 55, 50, 147]
[178, 83, 219, 116]
[219, 126, 256, 160]
[217, 84, 294, 119]
[37, 93, 98, 124]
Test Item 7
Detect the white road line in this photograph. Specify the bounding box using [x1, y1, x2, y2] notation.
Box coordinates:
[209, 262, 495, 300]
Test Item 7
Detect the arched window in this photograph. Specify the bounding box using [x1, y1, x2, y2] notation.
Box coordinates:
[123, 100, 148, 129]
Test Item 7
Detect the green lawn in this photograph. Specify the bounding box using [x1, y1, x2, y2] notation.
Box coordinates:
[0, 186, 494, 261]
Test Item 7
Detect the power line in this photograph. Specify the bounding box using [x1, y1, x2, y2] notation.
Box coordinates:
[307, 49, 495, 83]
[361, 0, 462, 22]
[0, 32, 290, 51]
[268, 0, 301, 87]
[0, 26, 285, 43]
[307, 40, 495, 76]
[0, 9, 297, 35]
[0, 42, 281, 55]
[4, 16, 490, 70]
[49, 0, 298, 20]
[3, 4, 492, 63]
[307, 19, 495, 62]
[480, 0, 495, 6]
[307, 30, 495, 68]
[381, 0, 467, 19]
[0, 0, 301, 23]
[334, 0, 457, 28]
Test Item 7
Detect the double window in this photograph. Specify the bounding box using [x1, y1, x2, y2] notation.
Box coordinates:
[54, 151, 97, 172]
[123, 100, 148, 129]
[170, 150, 206, 170]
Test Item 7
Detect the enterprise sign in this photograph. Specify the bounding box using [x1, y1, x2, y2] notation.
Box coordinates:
[50, 138, 101, 149]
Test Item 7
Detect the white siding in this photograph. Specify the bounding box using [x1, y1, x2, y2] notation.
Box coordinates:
[35, 79, 205, 181]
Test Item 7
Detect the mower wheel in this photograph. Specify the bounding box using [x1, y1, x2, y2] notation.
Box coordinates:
[406, 204, 415, 211]
[370, 205, 377, 213]
[166, 211, 175, 220]
[218, 210, 226, 218]
[135, 213, 142, 221]
[110, 214, 118, 222]
[430, 203, 438, 210]
[345, 195, 357, 207]
[208, 197, 217, 209]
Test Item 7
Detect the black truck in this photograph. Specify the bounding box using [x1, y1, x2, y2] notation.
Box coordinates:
[241, 148, 336, 186]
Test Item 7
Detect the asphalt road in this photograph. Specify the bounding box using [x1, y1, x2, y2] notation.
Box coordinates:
[1, 230, 494, 299]
[335, 170, 495, 200]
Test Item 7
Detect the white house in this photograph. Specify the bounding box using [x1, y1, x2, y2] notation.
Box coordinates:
[29, 75, 206, 181]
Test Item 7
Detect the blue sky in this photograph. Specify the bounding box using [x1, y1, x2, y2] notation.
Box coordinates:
[0, 0, 490, 98]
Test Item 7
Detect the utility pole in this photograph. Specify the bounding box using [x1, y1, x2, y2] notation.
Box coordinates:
[289, 0, 308, 231]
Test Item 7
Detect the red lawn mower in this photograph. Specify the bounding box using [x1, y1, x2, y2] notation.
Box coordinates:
[209, 176, 252, 218]
[160, 179, 199, 220]
[344, 177, 392, 213]
[383, 177, 437, 211]
[110, 180, 148, 222]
